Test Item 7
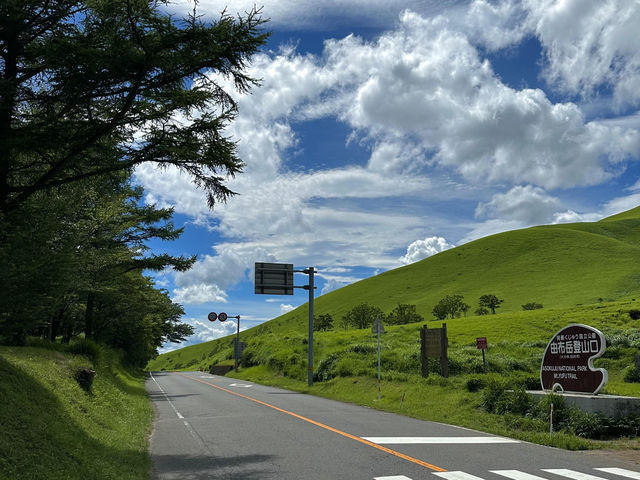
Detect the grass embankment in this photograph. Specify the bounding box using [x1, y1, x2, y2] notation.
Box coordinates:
[0, 342, 152, 480]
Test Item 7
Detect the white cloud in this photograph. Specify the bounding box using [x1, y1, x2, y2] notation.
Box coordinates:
[158, 317, 238, 353]
[400, 236, 455, 265]
[475, 185, 562, 225]
[172, 284, 228, 304]
[526, 0, 640, 109]
[137, 4, 640, 313]
[279, 304, 295, 314]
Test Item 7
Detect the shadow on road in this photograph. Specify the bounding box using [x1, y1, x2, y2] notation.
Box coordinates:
[151, 453, 278, 480]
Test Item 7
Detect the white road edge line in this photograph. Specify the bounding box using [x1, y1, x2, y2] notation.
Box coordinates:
[595, 469, 640, 480]
[363, 437, 520, 444]
[150, 372, 184, 420]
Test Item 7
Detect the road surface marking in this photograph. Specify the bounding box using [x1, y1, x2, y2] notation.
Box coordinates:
[364, 437, 519, 444]
[229, 383, 253, 388]
[434, 471, 486, 480]
[492, 470, 550, 480]
[374, 476, 413, 480]
[177, 372, 447, 472]
[150, 372, 184, 419]
[543, 470, 609, 480]
[384, 470, 640, 480]
[595, 470, 640, 480]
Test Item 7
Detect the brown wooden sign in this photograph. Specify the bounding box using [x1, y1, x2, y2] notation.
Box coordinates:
[540, 324, 608, 394]
[420, 324, 448, 378]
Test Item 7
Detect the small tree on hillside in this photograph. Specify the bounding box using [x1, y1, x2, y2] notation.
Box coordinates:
[478, 294, 504, 315]
[341, 303, 384, 330]
[432, 295, 469, 320]
[314, 313, 334, 331]
[386, 304, 424, 325]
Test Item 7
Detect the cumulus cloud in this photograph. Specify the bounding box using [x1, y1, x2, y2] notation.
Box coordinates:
[159, 317, 238, 352]
[526, 0, 640, 109]
[400, 236, 454, 265]
[475, 185, 562, 224]
[136, 3, 640, 312]
[279, 304, 295, 314]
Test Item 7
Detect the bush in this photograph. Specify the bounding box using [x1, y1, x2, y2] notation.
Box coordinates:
[350, 344, 377, 355]
[623, 365, 640, 383]
[466, 376, 487, 392]
[522, 302, 543, 310]
[629, 309, 640, 320]
[314, 355, 339, 382]
[68, 338, 103, 364]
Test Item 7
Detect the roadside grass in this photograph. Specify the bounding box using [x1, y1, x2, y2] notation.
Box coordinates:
[0, 344, 152, 480]
[150, 300, 640, 451]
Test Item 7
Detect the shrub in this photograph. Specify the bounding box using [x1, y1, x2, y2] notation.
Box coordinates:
[315, 354, 340, 382]
[522, 302, 543, 310]
[623, 365, 640, 383]
[350, 344, 377, 355]
[68, 338, 103, 364]
[466, 376, 487, 392]
[629, 309, 640, 320]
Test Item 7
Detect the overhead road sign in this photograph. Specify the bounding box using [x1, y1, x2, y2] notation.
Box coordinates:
[254, 262, 294, 295]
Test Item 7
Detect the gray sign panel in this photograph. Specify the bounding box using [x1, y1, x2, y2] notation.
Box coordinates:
[254, 262, 294, 295]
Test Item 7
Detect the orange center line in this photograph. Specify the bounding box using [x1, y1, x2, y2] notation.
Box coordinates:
[176, 372, 447, 472]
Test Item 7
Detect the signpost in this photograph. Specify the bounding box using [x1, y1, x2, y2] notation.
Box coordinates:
[420, 323, 448, 378]
[476, 336, 488, 372]
[540, 324, 608, 394]
[372, 317, 385, 400]
[209, 312, 242, 372]
[254, 262, 316, 386]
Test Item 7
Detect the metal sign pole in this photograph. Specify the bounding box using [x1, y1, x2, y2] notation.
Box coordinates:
[377, 327, 381, 400]
[306, 267, 315, 387]
[235, 315, 241, 372]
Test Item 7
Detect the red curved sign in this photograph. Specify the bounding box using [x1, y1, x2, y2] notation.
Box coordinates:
[207, 312, 217, 322]
[540, 324, 607, 394]
[218, 312, 228, 322]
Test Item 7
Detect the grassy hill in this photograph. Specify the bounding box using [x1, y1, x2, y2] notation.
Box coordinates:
[147, 208, 640, 448]
[0, 342, 152, 480]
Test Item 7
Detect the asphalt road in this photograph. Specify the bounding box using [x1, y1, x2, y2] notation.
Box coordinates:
[146, 371, 639, 480]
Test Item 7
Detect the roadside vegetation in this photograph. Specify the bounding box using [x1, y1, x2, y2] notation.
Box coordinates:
[150, 300, 640, 450]
[149, 207, 640, 451]
[0, 340, 152, 480]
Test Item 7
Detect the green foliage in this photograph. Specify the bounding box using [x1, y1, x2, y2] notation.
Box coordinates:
[386, 304, 424, 325]
[67, 338, 104, 364]
[0, 0, 268, 214]
[314, 313, 334, 331]
[432, 294, 469, 320]
[341, 302, 384, 330]
[624, 365, 640, 383]
[522, 302, 544, 310]
[479, 294, 504, 314]
[0, 345, 151, 479]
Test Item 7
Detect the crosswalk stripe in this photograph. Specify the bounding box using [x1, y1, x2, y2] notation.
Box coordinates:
[492, 470, 550, 480]
[595, 469, 640, 480]
[543, 469, 609, 480]
[433, 471, 486, 480]
[374, 476, 413, 480]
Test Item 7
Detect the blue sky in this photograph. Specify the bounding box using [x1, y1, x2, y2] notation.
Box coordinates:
[134, 0, 640, 352]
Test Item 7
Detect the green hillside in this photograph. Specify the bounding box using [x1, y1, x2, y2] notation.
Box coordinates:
[150, 208, 640, 369]
[148, 210, 640, 448]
